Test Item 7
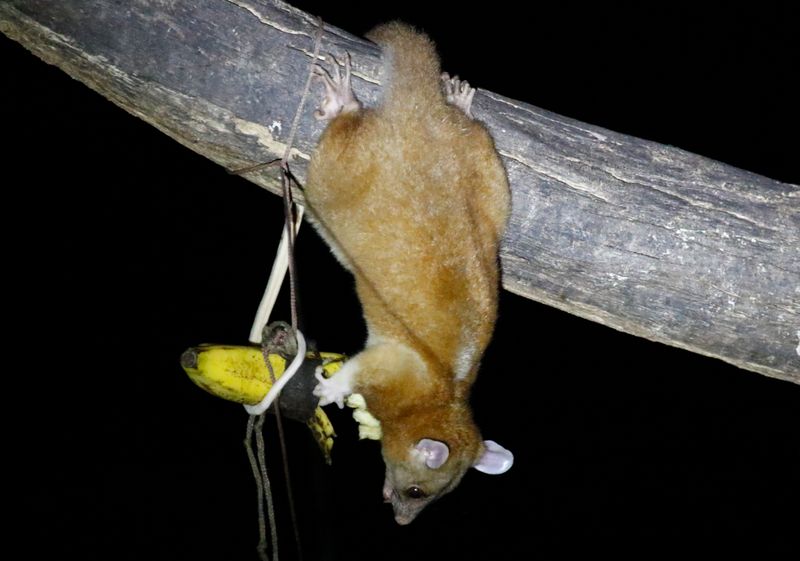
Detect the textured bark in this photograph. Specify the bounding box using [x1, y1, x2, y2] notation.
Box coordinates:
[2, 0, 798, 383]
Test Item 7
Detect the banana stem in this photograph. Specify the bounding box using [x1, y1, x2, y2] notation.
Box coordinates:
[244, 331, 307, 415]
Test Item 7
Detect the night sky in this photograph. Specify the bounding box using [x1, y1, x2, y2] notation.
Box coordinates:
[7, 2, 798, 560]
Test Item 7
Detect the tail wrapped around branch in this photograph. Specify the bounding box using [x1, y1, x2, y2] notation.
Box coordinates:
[366, 22, 444, 113]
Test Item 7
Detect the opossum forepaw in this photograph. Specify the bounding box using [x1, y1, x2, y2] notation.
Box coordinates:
[313, 369, 353, 409]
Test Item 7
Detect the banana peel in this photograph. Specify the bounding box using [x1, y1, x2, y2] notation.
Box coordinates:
[181, 344, 346, 464]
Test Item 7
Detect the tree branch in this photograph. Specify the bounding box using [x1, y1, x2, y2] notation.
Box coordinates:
[3, 0, 798, 382]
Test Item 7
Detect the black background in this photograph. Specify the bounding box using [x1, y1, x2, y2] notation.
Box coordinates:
[7, 2, 798, 559]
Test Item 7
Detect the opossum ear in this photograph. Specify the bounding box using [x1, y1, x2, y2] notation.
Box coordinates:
[473, 440, 514, 474]
[415, 438, 449, 469]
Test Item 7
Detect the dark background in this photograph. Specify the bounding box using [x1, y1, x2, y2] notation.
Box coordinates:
[7, 2, 798, 559]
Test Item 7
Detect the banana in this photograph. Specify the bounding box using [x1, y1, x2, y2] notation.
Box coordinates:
[346, 393, 382, 440]
[181, 344, 346, 463]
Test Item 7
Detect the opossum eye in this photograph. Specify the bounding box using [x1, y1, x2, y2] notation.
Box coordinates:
[405, 486, 427, 499]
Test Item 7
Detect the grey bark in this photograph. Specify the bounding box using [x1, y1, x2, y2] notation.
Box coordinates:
[2, 0, 798, 383]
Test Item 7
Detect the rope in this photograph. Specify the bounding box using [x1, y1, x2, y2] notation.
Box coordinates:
[279, 16, 325, 332]
[243, 16, 325, 561]
[245, 415, 278, 561]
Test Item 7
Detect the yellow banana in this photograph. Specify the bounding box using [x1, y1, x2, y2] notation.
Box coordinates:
[181, 344, 346, 463]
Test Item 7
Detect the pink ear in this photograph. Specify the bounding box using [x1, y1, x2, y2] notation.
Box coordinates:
[473, 440, 513, 474]
[415, 438, 450, 469]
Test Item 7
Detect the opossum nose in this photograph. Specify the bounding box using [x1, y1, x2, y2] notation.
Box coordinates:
[395, 514, 413, 525]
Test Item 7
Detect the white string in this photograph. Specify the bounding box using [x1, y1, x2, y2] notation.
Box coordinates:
[244, 330, 307, 415]
[249, 206, 305, 344]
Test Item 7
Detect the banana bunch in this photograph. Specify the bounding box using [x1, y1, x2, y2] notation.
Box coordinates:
[181, 344, 346, 463]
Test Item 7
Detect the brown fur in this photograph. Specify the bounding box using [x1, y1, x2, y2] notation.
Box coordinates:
[306, 22, 510, 523]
